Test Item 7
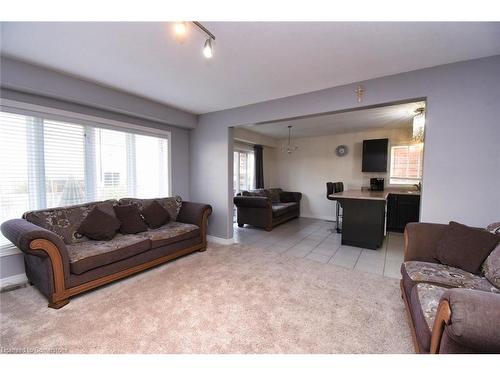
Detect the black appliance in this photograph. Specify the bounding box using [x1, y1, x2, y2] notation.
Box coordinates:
[362, 138, 388, 172]
[370, 178, 385, 191]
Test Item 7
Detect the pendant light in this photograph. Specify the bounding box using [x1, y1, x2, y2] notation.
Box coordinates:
[412, 107, 425, 142]
[282, 126, 299, 154]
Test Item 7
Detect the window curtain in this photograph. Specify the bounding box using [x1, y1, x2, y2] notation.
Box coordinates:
[253, 144, 264, 189]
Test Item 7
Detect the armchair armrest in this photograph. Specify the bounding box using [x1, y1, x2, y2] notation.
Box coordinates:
[176, 201, 212, 227]
[233, 196, 272, 209]
[404, 222, 448, 263]
[1, 218, 71, 292]
[431, 289, 500, 353]
[280, 191, 302, 203]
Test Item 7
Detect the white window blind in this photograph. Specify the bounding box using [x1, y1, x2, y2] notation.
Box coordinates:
[390, 144, 424, 185]
[0, 110, 170, 248]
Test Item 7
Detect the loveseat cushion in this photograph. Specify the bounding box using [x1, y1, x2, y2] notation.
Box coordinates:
[67, 234, 151, 274]
[23, 200, 118, 244]
[483, 244, 500, 290]
[119, 196, 182, 221]
[435, 221, 499, 274]
[139, 221, 200, 249]
[414, 283, 449, 331]
[272, 202, 298, 217]
[402, 261, 500, 294]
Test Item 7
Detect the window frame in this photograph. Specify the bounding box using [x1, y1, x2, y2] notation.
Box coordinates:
[0, 100, 172, 252]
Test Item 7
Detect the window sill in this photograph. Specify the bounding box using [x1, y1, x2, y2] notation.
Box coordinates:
[0, 244, 21, 257]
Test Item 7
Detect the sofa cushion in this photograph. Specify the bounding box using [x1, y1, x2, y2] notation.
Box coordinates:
[77, 206, 121, 241]
[267, 188, 283, 203]
[140, 222, 200, 249]
[435, 221, 499, 274]
[113, 204, 148, 234]
[414, 283, 449, 331]
[141, 200, 170, 229]
[402, 261, 500, 294]
[23, 200, 118, 244]
[67, 234, 151, 274]
[119, 196, 182, 221]
[483, 244, 500, 290]
[242, 189, 268, 198]
[272, 202, 298, 217]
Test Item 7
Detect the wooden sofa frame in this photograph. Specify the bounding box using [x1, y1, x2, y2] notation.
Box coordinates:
[27, 208, 211, 309]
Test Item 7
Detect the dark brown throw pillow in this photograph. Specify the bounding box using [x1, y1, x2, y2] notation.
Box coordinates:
[113, 204, 148, 234]
[77, 207, 121, 241]
[435, 221, 500, 274]
[141, 200, 170, 229]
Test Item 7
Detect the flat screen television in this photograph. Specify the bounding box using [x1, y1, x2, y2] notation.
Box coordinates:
[362, 138, 388, 172]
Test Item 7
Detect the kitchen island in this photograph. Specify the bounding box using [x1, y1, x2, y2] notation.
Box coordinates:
[329, 188, 420, 249]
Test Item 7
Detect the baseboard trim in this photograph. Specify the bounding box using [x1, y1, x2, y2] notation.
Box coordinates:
[0, 273, 28, 291]
[207, 235, 234, 245]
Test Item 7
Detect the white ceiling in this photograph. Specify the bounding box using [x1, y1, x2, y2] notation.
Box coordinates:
[239, 101, 425, 139]
[1, 22, 499, 114]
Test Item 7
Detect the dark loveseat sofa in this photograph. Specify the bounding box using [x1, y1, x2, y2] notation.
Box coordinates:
[1, 196, 212, 309]
[401, 222, 500, 353]
[233, 188, 302, 231]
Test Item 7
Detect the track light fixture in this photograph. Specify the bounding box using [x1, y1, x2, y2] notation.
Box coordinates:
[193, 22, 215, 59]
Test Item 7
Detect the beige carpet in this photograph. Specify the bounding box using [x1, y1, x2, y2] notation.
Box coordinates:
[0, 243, 413, 353]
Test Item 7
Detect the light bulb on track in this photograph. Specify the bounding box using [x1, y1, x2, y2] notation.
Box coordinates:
[203, 38, 214, 59]
[174, 22, 187, 36]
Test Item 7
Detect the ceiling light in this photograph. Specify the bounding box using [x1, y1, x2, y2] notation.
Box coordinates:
[281, 126, 299, 154]
[203, 38, 214, 59]
[174, 22, 187, 36]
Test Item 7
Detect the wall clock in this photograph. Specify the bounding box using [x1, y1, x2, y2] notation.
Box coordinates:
[335, 145, 348, 157]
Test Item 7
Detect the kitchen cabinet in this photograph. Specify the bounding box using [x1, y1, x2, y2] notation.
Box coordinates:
[386, 193, 420, 232]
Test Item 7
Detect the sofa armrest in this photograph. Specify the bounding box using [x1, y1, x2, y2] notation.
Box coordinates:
[431, 289, 500, 353]
[1, 218, 71, 287]
[233, 196, 272, 209]
[280, 191, 302, 203]
[176, 201, 212, 228]
[404, 222, 448, 263]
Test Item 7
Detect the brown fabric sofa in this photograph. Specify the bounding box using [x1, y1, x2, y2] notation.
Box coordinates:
[400, 222, 500, 353]
[233, 188, 302, 231]
[1, 197, 212, 309]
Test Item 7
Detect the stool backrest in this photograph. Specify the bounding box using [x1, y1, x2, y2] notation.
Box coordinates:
[333, 182, 344, 193]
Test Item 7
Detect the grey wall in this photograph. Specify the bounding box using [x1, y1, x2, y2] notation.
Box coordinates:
[0, 57, 195, 281]
[0, 56, 197, 128]
[191, 55, 500, 239]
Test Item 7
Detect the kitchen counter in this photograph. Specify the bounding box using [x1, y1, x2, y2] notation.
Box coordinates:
[329, 187, 420, 201]
[329, 187, 421, 249]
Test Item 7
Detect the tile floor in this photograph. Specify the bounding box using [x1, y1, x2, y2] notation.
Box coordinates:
[233, 217, 404, 279]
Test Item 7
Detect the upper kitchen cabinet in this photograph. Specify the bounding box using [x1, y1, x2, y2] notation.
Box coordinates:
[362, 138, 388, 172]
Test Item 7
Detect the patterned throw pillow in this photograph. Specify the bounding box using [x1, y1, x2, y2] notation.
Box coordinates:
[486, 222, 500, 235]
[483, 244, 500, 290]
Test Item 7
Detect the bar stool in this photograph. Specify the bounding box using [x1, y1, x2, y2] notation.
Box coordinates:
[326, 181, 344, 233]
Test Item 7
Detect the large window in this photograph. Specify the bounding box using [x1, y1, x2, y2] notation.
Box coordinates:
[0, 110, 170, 248]
[233, 150, 255, 195]
[389, 144, 424, 185]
